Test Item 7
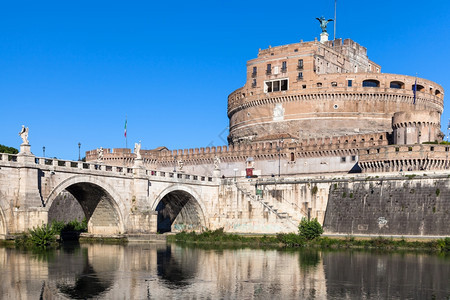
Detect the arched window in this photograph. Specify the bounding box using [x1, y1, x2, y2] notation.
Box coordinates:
[362, 79, 380, 87]
[390, 81, 404, 89]
[435, 89, 442, 97]
[290, 152, 295, 162]
[412, 84, 425, 92]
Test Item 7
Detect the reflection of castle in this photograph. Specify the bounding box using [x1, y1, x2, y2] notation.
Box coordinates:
[87, 34, 445, 176]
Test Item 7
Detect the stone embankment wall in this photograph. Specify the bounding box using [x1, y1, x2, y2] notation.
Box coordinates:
[323, 175, 450, 236]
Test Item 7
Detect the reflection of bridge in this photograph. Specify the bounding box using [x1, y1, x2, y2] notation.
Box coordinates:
[0, 145, 324, 238]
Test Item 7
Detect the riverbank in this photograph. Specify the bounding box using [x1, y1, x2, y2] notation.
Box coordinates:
[167, 230, 450, 252]
[2, 231, 449, 252]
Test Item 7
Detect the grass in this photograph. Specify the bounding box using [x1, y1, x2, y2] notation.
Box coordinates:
[168, 229, 450, 253]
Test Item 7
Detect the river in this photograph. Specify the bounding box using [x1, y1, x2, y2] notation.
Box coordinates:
[0, 242, 449, 299]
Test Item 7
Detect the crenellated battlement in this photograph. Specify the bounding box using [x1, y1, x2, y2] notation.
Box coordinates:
[86, 132, 388, 169]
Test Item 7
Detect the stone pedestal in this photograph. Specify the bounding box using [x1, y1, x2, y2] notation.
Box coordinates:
[16, 146, 43, 209]
[320, 32, 329, 43]
[19, 143, 31, 155]
[133, 158, 146, 176]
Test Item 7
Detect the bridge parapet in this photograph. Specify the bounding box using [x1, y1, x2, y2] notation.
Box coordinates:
[0, 152, 216, 185]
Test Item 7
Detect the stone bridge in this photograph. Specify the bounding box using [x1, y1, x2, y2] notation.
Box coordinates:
[0, 145, 222, 238]
[2, 145, 448, 238]
[0, 145, 337, 239]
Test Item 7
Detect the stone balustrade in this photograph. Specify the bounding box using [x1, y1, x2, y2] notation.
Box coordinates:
[0, 153, 214, 183]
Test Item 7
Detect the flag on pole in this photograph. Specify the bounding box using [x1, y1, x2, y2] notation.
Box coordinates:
[124, 119, 127, 138]
[413, 78, 417, 105]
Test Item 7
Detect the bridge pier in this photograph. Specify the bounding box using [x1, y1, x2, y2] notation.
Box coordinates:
[13, 147, 47, 231]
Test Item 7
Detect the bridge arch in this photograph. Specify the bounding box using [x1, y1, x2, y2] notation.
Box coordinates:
[152, 185, 208, 233]
[45, 175, 126, 235]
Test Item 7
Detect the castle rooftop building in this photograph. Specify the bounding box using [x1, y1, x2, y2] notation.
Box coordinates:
[87, 34, 445, 176]
[227, 38, 444, 144]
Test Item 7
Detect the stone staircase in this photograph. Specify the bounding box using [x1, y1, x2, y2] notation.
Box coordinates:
[235, 183, 299, 230]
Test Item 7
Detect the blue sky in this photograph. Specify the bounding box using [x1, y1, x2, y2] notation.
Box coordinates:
[1, 0, 449, 160]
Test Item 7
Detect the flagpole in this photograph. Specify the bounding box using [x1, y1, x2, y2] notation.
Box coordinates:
[334, 0, 337, 41]
[413, 73, 417, 107]
[124, 115, 128, 149]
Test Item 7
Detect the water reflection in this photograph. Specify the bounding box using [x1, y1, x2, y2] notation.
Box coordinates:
[156, 245, 198, 288]
[0, 244, 448, 299]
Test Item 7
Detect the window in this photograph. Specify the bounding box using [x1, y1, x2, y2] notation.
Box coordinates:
[281, 61, 287, 72]
[362, 79, 380, 87]
[348, 79, 352, 87]
[412, 84, 425, 92]
[317, 82, 322, 87]
[290, 152, 295, 161]
[297, 59, 303, 70]
[390, 81, 404, 89]
[252, 66, 257, 77]
[302, 84, 306, 89]
[264, 79, 288, 93]
[298, 72, 303, 80]
[266, 64, 272, 75]
[351, 155, 356, 161]
[252, 79, 257, 88]
[341, 157, 346, 163]
[331, 81, 337, 87]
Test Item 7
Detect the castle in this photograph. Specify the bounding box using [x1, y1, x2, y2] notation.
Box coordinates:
[86, 34, 445, 177]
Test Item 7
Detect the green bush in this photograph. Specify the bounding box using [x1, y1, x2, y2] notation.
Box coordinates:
[277, 233, 305, 247]
[437, 237, 450, 252]
[50, 219, 87, 234]
[28, 224, 57, 248]
[298, 218, 323, 240]
[50, 220, 66, 234]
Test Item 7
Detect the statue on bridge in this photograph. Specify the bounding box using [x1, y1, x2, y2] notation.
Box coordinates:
[97, 147, 104, 161]
[177, 159, 184, 171]
[214, 156, 221, 170]
[134, 141, 142, 160]
[18, 125, 29, 145]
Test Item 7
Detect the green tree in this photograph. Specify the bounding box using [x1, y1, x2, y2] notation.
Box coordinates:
[298, 218, 323, 240]
[0, 144, 18, 154]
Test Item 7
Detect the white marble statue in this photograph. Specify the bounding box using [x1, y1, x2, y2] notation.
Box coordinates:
[214, 156, 221, 170]
[177, 159, 184, 171]
[18, 125, 29, 145]
[134, 141, 142, 160]
[97, 147, 104, 161]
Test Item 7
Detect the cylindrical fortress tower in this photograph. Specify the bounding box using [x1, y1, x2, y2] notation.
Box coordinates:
[392, 110, 442, 145]
[227, 38, 444, 144]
